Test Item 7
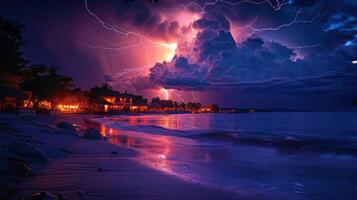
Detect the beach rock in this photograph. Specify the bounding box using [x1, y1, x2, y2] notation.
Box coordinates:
[56, 122, 76, 132]
[7, 159, 36, 177]
[0, 185, 19, 195]
[29, 191, 57, 200]
[82, 128, 101, 139]
[9, 141, 50, 162]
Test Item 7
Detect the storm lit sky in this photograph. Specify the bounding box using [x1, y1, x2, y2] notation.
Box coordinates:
[1, 0, 357, 110]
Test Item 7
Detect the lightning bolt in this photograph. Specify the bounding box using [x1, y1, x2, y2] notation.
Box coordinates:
[84, 0, 179, 97]
[165, 0, 288, 13]
[288, 44, 328, 51]
[191, 91, 197, 102]
[165, 0, 328, 52]
[246, 9, 325, 32]
[112, 66, 151, 79]
[83, 0, 330, 101]
[172, 90, 186, 102]
[84, 0, 177, 51]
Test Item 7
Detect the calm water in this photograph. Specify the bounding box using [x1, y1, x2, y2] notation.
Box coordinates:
[93, 112, 357, 200]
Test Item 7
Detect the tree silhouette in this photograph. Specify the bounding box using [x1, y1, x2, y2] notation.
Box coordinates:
[88, 83, 115, 103]
[0, 15, 27, 85]
[21, 64, 76, 109]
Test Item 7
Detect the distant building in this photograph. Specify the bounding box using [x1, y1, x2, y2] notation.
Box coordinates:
[198, 104, 219, 113]
[148, 98, 176, 112]
[94, 91, 148, 113]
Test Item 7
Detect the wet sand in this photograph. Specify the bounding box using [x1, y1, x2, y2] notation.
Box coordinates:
[0, 113, 259, 200]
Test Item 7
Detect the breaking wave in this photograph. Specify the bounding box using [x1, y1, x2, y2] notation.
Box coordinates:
[91, 116, 357, 155]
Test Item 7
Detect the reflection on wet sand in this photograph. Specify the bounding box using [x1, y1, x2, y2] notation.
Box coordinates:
[89, 113, 357, 199]
[99, 123, 174, 173]
[112, 114, 211, 130]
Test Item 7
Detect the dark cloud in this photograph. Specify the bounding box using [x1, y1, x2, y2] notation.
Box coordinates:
[112, 0, 181, 41]
[149, 13, 357, 96]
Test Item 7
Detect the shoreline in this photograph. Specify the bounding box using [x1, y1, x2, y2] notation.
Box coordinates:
[86, 113, 357, 200]
[0, 113, 258, 200]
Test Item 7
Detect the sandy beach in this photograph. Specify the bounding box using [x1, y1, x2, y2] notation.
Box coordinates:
[0, 113, 258, 200]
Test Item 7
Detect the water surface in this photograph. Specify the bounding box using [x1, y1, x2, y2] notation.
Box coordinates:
[94, 112, 357, 200]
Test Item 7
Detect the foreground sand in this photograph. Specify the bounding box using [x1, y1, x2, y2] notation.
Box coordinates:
[0, 113, 260, 200]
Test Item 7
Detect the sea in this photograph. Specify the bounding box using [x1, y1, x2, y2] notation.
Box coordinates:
[92, 112, 357, 200]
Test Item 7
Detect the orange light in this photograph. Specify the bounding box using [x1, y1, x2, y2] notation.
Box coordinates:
[56, 104, 80, 113]
[104, 105, 109, 112]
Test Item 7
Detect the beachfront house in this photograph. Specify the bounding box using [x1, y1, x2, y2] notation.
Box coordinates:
[0, 85, 28, 111]
[93, 91, 148, 113]
[55, 94, 89, 113]
[130, 99, 148, 112]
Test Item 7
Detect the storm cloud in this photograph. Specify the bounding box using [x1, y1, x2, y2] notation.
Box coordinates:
[149, 13, 357, 95]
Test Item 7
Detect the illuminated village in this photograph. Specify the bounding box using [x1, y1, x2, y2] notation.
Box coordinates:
[0, 83, 219, 114]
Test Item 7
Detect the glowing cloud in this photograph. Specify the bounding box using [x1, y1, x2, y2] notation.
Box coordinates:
[161, 43, 177, 62]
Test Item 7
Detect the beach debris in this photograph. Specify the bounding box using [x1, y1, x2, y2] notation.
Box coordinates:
[294, 182, 304, 187]
[57, 193, 69, 200]
[6, 157, 36, 177]
[56, 122, 76, 132]
[0, 121, 17, 132]
[59, 147, 74, 154]
[97, 167, 109, 172]
[82, 128, 101, 139]
[77, 190, 86, 197]
[28, 191, 57, 200]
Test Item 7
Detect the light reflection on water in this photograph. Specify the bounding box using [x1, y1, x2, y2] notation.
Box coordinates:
[112, 114, 212, 130]
[95, 113, 357, 200]
[99, 124, 175, 174]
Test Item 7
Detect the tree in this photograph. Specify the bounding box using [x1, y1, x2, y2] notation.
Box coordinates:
[151, 97, 161, 104]
[0, 15, 27, 86]
[186, 102, 202, 112]
[21, 64, 76, 109]
[88, 83, 115, 103]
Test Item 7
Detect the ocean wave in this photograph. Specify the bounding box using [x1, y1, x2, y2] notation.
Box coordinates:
[114, 125, 357, 154]
[92, 117, 357, 155]
[191, 131, 357, 154]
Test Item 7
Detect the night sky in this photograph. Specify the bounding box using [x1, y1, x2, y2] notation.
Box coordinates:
[1, 0, 356, 110]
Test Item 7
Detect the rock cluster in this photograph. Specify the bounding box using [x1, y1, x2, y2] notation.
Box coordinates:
[82, 128, 101, 139]
[56, 122, 77, 132]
